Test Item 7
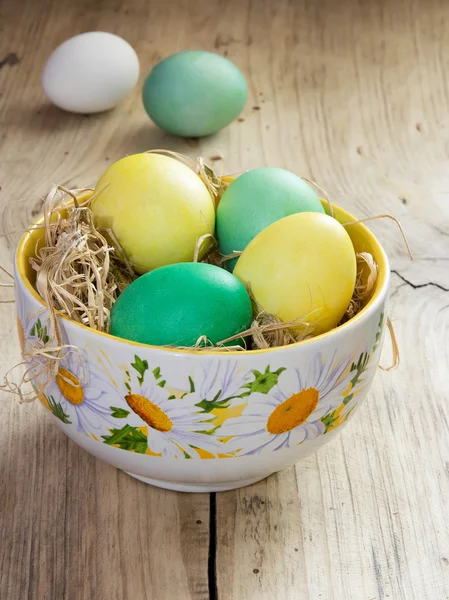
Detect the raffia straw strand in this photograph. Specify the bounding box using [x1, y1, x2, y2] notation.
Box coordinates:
[171, 335, 245, 352]
[193, 233, 216, 263]
[339, 252, 378, 323]
[0, 188, 94, 240]
[358, 252, 378, 297]
[145, 149, 229, 208]
[58, 185, 81, 208]
[0, 343, 84, 403]
[169, 311, 316, 352]
[31, 185, 132, 338]
[102, 227, 136, 278]
[379, 317, 400, 371]
[301, 177, 334, 217]
[217, 311, 316, 349]
[221, 251, 242, 262]
[196, 157, 228, 207]
[248, 314, 298, 349]
[342, 214, 413, 260]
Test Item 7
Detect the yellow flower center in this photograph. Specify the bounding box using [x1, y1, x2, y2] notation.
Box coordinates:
[266, 388, 319, 434]
[56, 367, 84, 405]
[126, 394, 173, 432]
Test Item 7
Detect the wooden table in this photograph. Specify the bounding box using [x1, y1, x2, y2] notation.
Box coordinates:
[1, 0, 448, 598]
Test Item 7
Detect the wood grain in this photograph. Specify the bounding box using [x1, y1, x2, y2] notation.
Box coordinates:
[217, 281, 449, 600]
[1, 0, 448, 598]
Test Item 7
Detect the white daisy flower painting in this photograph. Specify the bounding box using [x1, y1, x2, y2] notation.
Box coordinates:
[182, 360, 249, 413]
[217, 352, 354, 456]
[102, 356, 224, 458]
[44, 349, 117, 435]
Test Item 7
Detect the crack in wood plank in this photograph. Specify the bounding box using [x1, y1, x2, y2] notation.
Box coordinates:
[391, 270, 449, 292]
[208, 493, 218, 600]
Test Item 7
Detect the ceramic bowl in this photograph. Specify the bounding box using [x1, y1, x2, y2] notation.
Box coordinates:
[14, 198, 389, 492]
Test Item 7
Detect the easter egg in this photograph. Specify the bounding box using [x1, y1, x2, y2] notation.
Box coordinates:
[216, 168, 324, 270]
[142, 51, 247, 137]
[91, 153, 215, 273]
[42, 32, 139, 113]
[233, 213, 356, 335]
[110, 263, 253, 347]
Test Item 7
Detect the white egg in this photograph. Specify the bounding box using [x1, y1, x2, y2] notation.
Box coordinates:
[42, 32, 139, 114]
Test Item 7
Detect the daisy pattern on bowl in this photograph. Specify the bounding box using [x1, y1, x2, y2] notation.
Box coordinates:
[17, 300, 47, 357]
[182, 360, 249, 412]
[116, 361, 224, 458]
[17, 305, 57, 395]
[44, 348, 117, 434]
[217, 352, 355, 456]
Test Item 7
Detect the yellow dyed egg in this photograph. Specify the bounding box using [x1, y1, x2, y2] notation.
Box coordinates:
[92, 153, 215, 272]
[233, 212, 357, 335]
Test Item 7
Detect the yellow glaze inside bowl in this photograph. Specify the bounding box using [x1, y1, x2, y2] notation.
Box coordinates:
[16, 189, 389, 355]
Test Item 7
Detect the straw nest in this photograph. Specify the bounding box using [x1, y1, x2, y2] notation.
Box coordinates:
[2, 151, 399, 401]
[24, 155, 382, 351]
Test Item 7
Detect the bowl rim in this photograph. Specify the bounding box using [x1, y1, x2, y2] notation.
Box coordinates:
[15, 201, 390, 356]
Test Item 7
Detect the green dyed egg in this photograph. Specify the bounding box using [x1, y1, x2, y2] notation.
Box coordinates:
[142, 51, 247, 137]
[216, 167, 325, 271]
[110, 263, 253, 347]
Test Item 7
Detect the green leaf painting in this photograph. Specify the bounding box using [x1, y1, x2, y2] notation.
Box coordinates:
[343, 313, 385, 405]
[194, 366, 286, 412]
[102, 424, 148, 454]
[342, 352, 370, 406]
[321, 409, 338, 433]
[30, 319, 50, 345]
[345, 405, 356, 420]
[321, 405, 356, 434]
[242, 366, 286, 396]
[322, 311, 386, 432]
[150, 366, 166, 388]
[47, 395, 71, 424]
[180, 376, 195, 399]
[196, 393, 230, 413]
[373, 312, 385, 353]
[124, 370, 131, 392]
[131, 355, 148, 385]
[350, 352, 370, 386]
[110, 406, 130, 418]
